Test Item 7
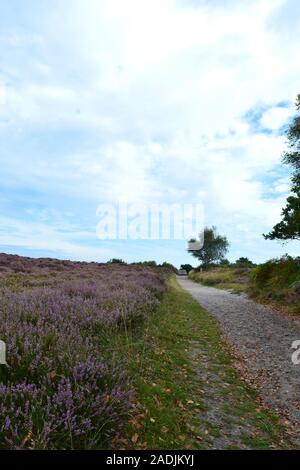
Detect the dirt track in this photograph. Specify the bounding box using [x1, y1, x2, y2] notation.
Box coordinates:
[177, 276, 300, 443]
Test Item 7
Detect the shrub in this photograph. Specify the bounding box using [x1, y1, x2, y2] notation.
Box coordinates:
[107, 258, 126, 265]
[250, 256, 300, 290]
[235, 257, 254, 267]
[250, 256, 300, 311]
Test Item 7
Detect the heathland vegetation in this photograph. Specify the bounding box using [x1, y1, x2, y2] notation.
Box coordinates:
[0, 97, 298, 450]
[0, 254, 168, 449]
[0, 254, 291, 449]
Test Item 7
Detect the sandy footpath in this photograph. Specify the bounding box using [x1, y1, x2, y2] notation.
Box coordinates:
[177, 276, 300, 442]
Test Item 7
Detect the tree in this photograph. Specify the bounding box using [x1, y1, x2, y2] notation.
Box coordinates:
[219, 258, 230, 266]
[180, 263, 194, 273]
[264, 94, 300, 241]
[158, 262, 178, 272]
[141, 260, 157, 267]
[188, 226, 229, 269]
[131, 260, 157, 267]
[235, 257, 254, 267]
[108, 258, 126, 264]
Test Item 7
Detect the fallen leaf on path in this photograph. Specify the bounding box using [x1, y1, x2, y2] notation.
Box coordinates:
[112, 435, 128, 447]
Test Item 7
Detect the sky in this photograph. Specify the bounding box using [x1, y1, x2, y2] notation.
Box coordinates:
[0, 0, 299, 267]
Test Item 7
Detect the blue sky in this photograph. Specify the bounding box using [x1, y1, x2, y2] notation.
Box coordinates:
[0, 0, 299, 267]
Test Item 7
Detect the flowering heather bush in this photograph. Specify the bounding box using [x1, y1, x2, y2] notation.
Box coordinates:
[0, 255, 167, 449]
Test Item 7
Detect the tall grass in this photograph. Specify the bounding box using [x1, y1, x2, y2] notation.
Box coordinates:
[189, 267, 250, 293]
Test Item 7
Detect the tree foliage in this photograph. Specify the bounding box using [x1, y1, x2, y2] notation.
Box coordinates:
[264, 94, 300, 241]
[219, 258, 230, 266]
[235, 257, 254, 267]
[188, 226, 229, 269]
[180, 263, 194, 273]
[108, 258, 126, 264]
[159, 261, 178, 272]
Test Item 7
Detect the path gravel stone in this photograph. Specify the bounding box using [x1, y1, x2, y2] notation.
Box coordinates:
[177, 276, 300, 443]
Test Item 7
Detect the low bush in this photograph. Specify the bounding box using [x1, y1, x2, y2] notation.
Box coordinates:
[249, 256, 300, 311]
[250, 256, 300, 290]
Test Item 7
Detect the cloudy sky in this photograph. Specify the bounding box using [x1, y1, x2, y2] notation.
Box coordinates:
[0, 0, 299, 266]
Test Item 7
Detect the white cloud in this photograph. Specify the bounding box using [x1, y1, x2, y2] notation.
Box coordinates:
[0, 0, 299, 262]
[0, 83, 7, 106]
[274, 181, 291, 193]
[261, 106, 293, 130]
[0, 215, 113, 261]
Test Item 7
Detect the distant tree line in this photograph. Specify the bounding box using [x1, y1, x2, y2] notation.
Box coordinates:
[107, 258, 178, 272]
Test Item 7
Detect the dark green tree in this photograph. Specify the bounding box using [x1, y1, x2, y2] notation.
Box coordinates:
[188, 226, 229, 269]
[180, 263, 194, 273]
[108, 258, 126, 264]
[131, 260, 157, 267]
[235, 257, 254, 266]
[264, 95, 300, 241]
[219, 258, 231, 266]
[141, 260, 157, 267]
[158, 262, 177, 272]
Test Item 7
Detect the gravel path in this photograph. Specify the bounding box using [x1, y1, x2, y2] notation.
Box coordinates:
[177, 276, 300, 441]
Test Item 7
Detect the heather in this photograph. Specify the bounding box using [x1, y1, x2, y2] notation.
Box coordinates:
[0, 254, 167, 449]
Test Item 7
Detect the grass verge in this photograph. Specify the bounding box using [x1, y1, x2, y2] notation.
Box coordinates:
[188, 268, 249, 294]
[116, 277, 291, 450]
